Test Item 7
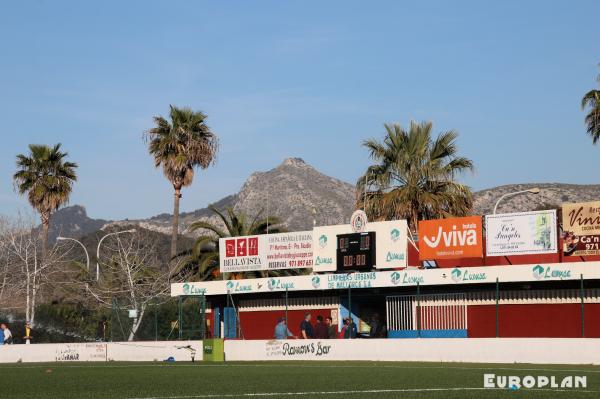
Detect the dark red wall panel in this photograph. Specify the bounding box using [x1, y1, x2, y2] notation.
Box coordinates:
[238, 309, 336, 340]
[468, 304, 600, 338]
[467, 305, 497, 337]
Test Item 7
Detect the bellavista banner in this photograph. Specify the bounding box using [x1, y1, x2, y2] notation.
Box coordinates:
[418, 216, 483, 260]
[219, 231, 313, 273]
[562, 201, 600, 256]
[485, 210, 557, 257]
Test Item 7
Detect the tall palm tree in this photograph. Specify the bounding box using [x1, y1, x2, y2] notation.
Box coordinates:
[357, 121, 474, 233]
[174, 206, 286, 281]
[13, 144, 78, 260]
[145, 105, 219, 259]
[581, 69, 600, 143]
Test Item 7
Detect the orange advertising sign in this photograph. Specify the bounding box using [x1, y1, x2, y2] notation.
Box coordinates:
[418, 216, 483, 260]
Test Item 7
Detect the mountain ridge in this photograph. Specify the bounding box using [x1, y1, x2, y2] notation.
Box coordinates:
[46, 159, 600, 241]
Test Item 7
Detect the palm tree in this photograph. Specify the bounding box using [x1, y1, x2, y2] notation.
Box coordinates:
[357, 121, 474, 233]
[13, 144, 78, 260]
[145, 105, 219, 259]
[174, 206, 286, 281]
[581, 69, 600, 144]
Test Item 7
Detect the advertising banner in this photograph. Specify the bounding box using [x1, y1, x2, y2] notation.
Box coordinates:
[370, 220, 408, 270]
[172, 261, 600, 296]
[219, 231, 312, 273]
[418, 216, 483, 260]
[312, 224, 352, 272]
[562, 201, 600, 256]
[485, 210, 557, 256]
[312, 221, 408, 272]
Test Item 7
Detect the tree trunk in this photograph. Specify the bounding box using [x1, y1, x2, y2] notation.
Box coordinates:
[171, 188, 181, 259]
[41, 212, 50, 263]
[128, 305, 145, 341]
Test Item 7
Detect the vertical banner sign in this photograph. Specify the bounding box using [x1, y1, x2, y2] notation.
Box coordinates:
[312, 225, 349, 272]
[312, 221, 409, 271]
[371, 220, 408, 269]
[485, 210, 557, 256]
[562, 201, 600, 256]
[220, 231, 313, 273]
[418, 216, 483, 260]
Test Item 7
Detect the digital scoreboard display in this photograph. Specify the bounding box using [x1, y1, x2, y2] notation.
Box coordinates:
[336, 231, 376, 271]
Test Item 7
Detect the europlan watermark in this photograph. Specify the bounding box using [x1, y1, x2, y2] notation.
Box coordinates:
[484, 374, 587, 390]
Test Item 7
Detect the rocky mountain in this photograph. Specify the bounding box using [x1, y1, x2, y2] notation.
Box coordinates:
[473, 183, 600, 215]
[46, 205, 109, 243]
[48, 160, 600, 241]
[52, 158, 356, 240]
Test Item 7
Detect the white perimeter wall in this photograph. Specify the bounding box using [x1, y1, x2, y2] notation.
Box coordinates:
[0, 341, 202, 363]
[225, 338, 600, 365]
[3, 339, 599, 365]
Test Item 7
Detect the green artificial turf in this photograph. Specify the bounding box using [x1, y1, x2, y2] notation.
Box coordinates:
[1, 361, 598, 399]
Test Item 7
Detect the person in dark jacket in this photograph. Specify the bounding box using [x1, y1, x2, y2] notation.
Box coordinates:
[300, 313, 314, 339]
[325, 317, 337, 339]
[343, 317, 357, 339]
[314, 315, 328, 339]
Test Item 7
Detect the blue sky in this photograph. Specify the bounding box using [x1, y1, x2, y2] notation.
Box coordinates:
[1, 1, 599, 220]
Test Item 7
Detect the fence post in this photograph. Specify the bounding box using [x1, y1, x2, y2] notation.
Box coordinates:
[495, 278, 499, 338]
[348, 285, 352, 339]
[581, 274, 585, 338]
[201, 294, 206, 339]
[416, 281, 421, 338]
[285, 287, 289, 327]
[178, 296, 183, 340]
[154, 302, 158, 341]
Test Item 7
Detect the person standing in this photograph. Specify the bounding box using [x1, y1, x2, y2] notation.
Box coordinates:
[369, 314, 381, 338]
[343, 317, 357, 339]
[0, 324, 12, 344]
[314, 315, 328, 339]
[0, 324, 4, 346]
[300, 313, 314, 339]
[274, 317, 296, 340]
[325, 317, 336, 339]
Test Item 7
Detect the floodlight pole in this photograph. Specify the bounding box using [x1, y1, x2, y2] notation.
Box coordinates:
[96, 229, 136, 281]
[56, 236, 90, 274]
[493, 188, 541, 214]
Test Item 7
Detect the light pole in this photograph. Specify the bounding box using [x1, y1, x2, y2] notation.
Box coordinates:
[493, 187, 541, 214]
[96, 229, 136, 281]
[57, 236, 90, 274]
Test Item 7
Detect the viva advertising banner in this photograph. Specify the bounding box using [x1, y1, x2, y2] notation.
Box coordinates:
[562, 201, 600, 256]
[418, 216, 483, 260]
[219, 231, 312, 273]
[485, 210, 557, 256]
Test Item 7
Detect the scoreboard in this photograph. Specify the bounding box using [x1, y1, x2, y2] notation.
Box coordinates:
[336, 231, 376, 271]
